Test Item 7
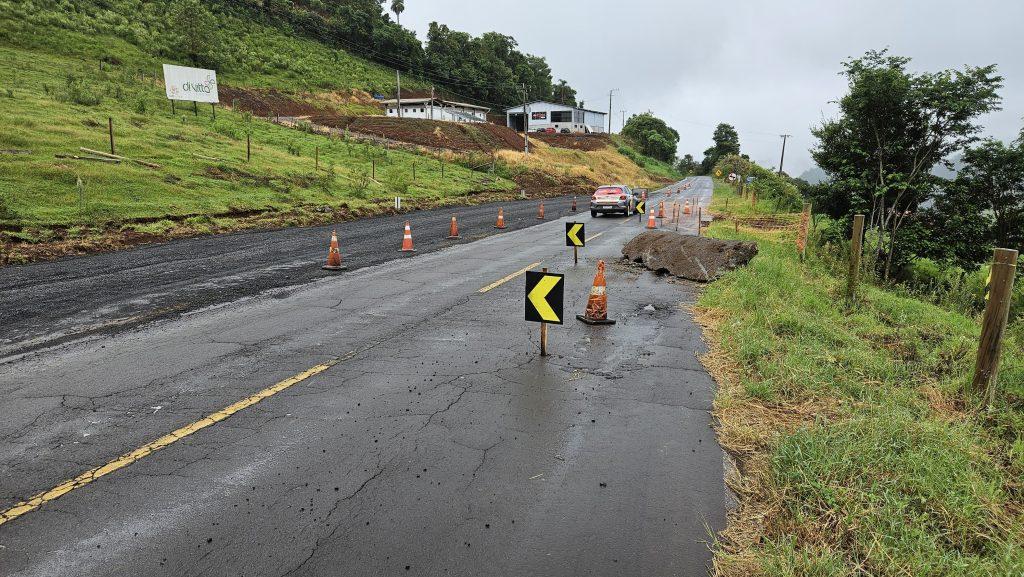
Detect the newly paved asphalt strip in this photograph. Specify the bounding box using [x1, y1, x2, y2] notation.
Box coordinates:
[0, 177, 724, 576]
[0, 194, 584, 360]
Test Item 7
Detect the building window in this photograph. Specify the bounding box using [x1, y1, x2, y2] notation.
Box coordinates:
[551, 111, 572, 123]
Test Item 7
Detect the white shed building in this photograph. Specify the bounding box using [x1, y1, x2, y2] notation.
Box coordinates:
[504, 101, 606, 134]
[381, 97, 489, 123]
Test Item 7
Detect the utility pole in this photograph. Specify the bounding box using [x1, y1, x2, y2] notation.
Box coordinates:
[778, 134, 791, 175]
[620, 110, 626, 132]
[396, 69, 402, 119]
[430, 85, 434, 121]
[522, 83, 530, 155]
[607, 89, 618, 134]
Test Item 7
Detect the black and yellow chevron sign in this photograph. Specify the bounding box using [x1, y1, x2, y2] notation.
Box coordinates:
[525, 271, 564, 324]
[635, 199, 645, 214]
[565, 222, 585, 247]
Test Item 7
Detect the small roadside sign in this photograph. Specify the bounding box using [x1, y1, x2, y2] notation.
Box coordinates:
[566, 222, 585, 247]
[525, 271, 564, 325]
[635, 199, 646, 214]
[715, 169, 722, 177]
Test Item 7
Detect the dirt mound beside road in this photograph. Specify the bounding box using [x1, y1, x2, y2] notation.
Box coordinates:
[622, 231, 758, 282]
[531, 133, 611, 151]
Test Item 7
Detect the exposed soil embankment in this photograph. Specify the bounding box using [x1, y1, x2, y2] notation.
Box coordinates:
[622, 231, 758, 282]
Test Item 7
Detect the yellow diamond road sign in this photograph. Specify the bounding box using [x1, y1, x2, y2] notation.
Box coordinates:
[566, 222, 585, 247]
[525, 271, 564, 324]
[715, 169, 722, 177]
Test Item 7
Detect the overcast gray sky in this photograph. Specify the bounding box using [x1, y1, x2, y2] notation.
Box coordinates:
[400, 0, 1024, 176]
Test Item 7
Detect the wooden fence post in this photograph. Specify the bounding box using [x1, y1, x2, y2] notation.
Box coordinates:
[412, 162, 416, 182]
[372, 159, 376, 180]
[246, 132, 251, 162]
[972, 248, 1019, 405]
[846, 214, 865, 302]
[108, 117, 115, 155]
[315, 146, 319, 172]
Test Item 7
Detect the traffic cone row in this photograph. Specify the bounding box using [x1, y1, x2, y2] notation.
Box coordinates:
[324, 201, 582, 270]
[683, 199, 692, 215]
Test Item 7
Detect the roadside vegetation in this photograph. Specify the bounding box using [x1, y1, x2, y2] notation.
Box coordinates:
[701, 170, 1024, 575]
[0, 45, 517, 263]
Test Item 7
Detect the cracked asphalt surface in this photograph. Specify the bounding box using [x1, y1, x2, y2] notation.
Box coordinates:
[0, 177, 722, 576]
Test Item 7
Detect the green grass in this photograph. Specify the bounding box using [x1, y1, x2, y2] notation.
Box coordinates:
[0, 45, 512, 239]
[700, 197, 1024, 576]
[609, 136, 682, 182]
[0, 4, 417, 94]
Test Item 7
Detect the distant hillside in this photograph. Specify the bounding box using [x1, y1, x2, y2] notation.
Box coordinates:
[798, 166, 827, 184]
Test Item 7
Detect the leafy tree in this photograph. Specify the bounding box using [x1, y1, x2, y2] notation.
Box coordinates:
[621, 113, 679, 163]
[811, 49, 1002, 279]
[676, 154, 697, 175]
[169, 0, 219, 67]
[390, 0, 405, 25]
[956, 139, 1024, 252]
[553, 79, 577, 106]
[700, 123, 740, 174]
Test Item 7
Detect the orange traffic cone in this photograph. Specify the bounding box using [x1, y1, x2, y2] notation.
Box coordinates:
[657, 201, 665, 219]
[399, 221, 415, 252]
[571, 196, 577, 211]
[646, 208, 657, 229]
[322, 230, 346, 271]
[683, 199, 692, 215]
[447, 215, 461, 239]
[536, 202, 545, 220]
[576, 260, 616, 325]
[495, 208, 506, 229]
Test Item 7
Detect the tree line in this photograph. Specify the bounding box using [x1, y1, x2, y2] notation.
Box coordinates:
[809, 49, 1021, 281]
[189, 0, 580, 108]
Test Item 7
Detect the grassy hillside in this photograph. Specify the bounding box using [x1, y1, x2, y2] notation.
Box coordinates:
[0, 9, 676, 264]
[699, 181, 1024, 575]
[0, 44, 514, 261]
[0, 3, 415, 94]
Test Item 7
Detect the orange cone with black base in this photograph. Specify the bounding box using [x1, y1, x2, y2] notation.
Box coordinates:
[647, 208, 657, 229]
[495, 208, 506, 229]
[577, 260, 616, 325]
[399, 221, 415, 252]
[447, 215, 461, 239]
[322, 230, 346, 271]
[537, 202, 545, 220]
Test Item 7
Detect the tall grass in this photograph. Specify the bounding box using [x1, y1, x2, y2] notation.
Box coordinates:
[700, 182, 1024, 576]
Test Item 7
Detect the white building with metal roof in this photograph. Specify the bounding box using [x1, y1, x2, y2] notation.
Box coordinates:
[504, 101, 607, 134]
[381, 97, 489, 123]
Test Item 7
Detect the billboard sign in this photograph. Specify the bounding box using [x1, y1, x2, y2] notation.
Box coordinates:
[162, 64, 219, 103]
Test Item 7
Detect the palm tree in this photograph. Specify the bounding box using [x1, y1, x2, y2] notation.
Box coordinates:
[390, 0, 405, 25]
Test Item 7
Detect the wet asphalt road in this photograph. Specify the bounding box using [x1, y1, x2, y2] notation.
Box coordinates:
[0, 177, 721, 576]
[0, 194, 586, 360]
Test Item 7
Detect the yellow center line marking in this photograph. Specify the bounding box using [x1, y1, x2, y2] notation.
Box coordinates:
[586, 231, 606, 242]
[0, 356, 347, 527]
[478, 261, 543, 294]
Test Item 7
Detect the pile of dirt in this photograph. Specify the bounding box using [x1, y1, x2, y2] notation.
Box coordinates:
[344, 117, 524, 152]
[622, 231, 758, 282]
[531, 133, 611, 151]
[219, 86, 330, 117]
